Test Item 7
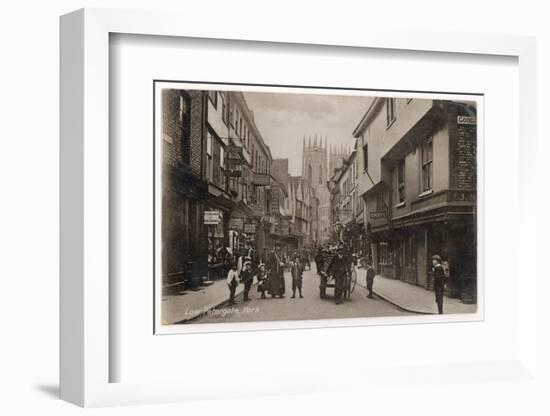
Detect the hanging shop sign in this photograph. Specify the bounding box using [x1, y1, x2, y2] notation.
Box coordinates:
[229, 217, 244, 231]
[225, 169, 242, 178]
[244, 222, 257, 234]
[269, 186, 279, 213]
[261, 215, 275, 224]
[204, 210, 221, 225]
[253, 173, 270, 186]
[226, 145, 244, 165]
[370, 210, 387, 219]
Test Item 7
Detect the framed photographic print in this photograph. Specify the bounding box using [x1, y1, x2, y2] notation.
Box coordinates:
[60, 7, 538, 408]
[153, 81, 482, 335]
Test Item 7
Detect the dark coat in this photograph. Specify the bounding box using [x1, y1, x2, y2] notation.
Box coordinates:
[327, 254, 349, 277]
[432, 264, 446, 288]
[366, 267, 376, 281]
[291, 261, 303, 282]
[314, 253, 324, 270]
[241, 269, 253, 284]
[267, 252, 285, 296]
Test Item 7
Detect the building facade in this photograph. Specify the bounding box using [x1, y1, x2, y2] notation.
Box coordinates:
[161, 88, 276, 290]
[354, 97, 477, 303]
[161, 89, 209, 291]
[214, 91, 274, 258]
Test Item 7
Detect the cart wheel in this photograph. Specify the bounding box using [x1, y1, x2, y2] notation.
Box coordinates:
[345, 274, 351, 299]
[350, 268, 358, 294]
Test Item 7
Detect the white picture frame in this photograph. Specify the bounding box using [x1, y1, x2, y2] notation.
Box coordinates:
[60, 8, 538, 407]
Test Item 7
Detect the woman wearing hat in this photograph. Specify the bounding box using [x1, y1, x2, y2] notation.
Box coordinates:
[432, 254, 446, 314]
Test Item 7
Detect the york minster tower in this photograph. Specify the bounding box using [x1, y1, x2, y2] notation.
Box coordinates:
[302, 134, 331, 244]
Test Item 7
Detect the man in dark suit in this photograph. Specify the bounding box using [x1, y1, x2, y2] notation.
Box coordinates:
[290, 255, 304, 299]
[314, 248, 324, 276]
[327, 247, 349, 305]
[432, 254, 447, 314]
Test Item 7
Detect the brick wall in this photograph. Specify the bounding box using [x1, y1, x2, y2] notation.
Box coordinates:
[161, 89, 205, 179]
[160, 89, 208, 285]
[161, 89, 182, 168]
[454, 122, 477, 189]
[188, 90, 204, 178]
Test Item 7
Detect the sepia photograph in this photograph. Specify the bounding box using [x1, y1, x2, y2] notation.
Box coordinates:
[154, 82, 479, 332]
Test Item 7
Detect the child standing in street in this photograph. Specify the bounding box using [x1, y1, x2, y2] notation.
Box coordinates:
[362, 259, 376, 299]
[226, 263, 240, 306]
[241, 260, 254, 302]
[256, 263, 268, 299]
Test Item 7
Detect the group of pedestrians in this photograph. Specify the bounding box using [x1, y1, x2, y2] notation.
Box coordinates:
[226, 242, 450, 315]
[315, 243, 447, 314]
[226, 247, 308, 305]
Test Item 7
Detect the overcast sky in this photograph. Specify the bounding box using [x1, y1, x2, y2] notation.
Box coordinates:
[244, 91, 373, 176]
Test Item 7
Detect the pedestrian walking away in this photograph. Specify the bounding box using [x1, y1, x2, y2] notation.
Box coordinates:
[226, 262, 240, 306]
[431, 254, 447, 314]
[290, 255, 304, 298]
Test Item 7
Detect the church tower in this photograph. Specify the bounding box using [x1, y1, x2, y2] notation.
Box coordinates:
[302, 134, 331, 244]
[302, 133, 328, 187]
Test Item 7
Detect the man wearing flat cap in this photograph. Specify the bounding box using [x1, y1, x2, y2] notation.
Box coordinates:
[431, 254, 447, 314]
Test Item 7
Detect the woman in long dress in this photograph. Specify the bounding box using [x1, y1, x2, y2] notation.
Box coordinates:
[267, 251, 285, 298]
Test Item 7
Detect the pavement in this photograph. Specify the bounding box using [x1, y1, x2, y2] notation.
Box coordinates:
[161, 265, 477, 325]
[354, 266, 477, 315]
[161, 278, 244, 324]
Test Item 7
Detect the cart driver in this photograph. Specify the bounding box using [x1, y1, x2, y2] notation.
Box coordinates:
[327, 246, 348, 305]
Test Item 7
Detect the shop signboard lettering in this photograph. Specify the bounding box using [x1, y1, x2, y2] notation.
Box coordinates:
[225, 169, 242, 178]
[229, 217, 244, 231]
[457, 115, 476, 125]
[370, 210, 387, 219]
[253, 173, 270, 186]
[244, 222, 257, 234]
[270, 186, 279, 213]
[226, 145, 243, 164]
[204, 210, 221, 225]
